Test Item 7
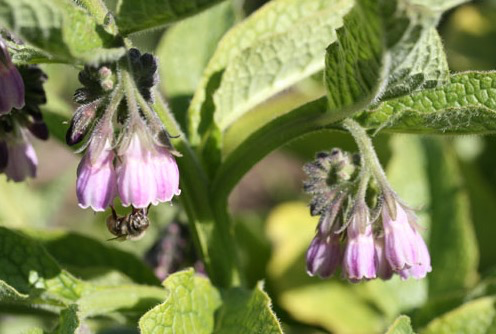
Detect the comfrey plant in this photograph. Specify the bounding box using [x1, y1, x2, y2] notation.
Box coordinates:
[1, 0, 496, 333]
[0, 37, 48, 182]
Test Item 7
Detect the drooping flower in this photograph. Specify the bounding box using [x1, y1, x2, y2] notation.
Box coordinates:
[1, 131, 37, 182]
[303, 147, 431, 282]
[374, 236, 393, 280]
[76, 133, 117, 212]
[382, 202, 420, 271]
[343, 205, 376, 282]
[0, 37, 24, 114]
[116, 121, 180, 208]
[306, 233, 341, 278]
[397, 228, 432, 280]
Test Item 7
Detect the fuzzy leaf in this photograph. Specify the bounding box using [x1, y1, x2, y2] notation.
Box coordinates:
[386, 315, 415, 334]
[116, 0, 225, 35]
[421, 297, 496, 334]
[354, 72, 496, 135]
[187, 0, 354, 142]
[139, 269, 222, 334]
[77, 285, 167, 318]
[0, 226, 84, 306]
[33, 230, 160, 286]
[0, 0, 124, 63]
[214, 282, 282, 334]
[54, 305, 80, 334]
[324, 0, 385, 114]
[158, 2, 235, 98]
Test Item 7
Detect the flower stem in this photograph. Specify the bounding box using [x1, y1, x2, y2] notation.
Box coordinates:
[121, 64, 242, 287]
[342, 118, 391, 192]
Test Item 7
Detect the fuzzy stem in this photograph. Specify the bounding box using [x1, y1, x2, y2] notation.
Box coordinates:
[343, 118, 391, 190]
[121, 64, 242, 287]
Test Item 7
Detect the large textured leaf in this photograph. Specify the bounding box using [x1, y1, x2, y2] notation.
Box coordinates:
[0, 0, 124, 63]
[386, 315, 415, 334]
[0, 227, 166, 318]
[423, 138, 479, 297]
[325, 0, 450, 114]
[421, 297, 496, 334]
[382, 6, 449, 100]
[354, 72, 496, 135]
[116, 0, 225, 35]
[158, 2, 235, 98]
[0, 227, 85, 308]
[33, 230, 160, 286]
[214, 282, 282, 334]
[139, 269, 222, 334]
[187, 0, 354, 142]
[324, 0, 385, 114]
[157, 1, 235, 128]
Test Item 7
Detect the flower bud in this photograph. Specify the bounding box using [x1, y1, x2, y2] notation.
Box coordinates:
[66, 100, 99, 146]
[3, 134, 37, 182]
[374, 236, 393, 280]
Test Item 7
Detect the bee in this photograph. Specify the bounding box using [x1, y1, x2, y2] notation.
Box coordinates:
[106, 206, 150, 241]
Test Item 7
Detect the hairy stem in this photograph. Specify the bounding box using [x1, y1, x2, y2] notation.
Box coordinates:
[342, 118, 391, 190]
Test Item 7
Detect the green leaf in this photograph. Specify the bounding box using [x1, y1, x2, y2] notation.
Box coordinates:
[157, 1, 235, 128]
[32, 230, 160, 286]
[386, 315, 415, 334]
[324, 0, 385, 114]
[382, 21, 449, 100]
[6, 41, 52, 65]
[0, 0, 124, 63]
[0, 226, 84, 305]
[158, 2, 235, 98]
[139, 269, 222, 334]
[353, 72, 496, 135]
[77, 285, 167, 318]
[54, 305, 80, 334]
[116, 0, 225, 35]
[187, 0, 354, 143]
[0, 226, 166, 319]
[422, 138, 479, 296]
[214, 282, 282, 334]
[421, 297, 496, 334]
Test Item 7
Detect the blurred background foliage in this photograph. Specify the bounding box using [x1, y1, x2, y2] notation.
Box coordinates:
[2, 0, 496, 333]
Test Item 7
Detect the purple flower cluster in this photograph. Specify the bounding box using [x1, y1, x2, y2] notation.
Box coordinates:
[76, 120, 180, 211]
[0, 37, 48, 182]
[69, 49, 180, 212]
[307, 200, 431, 282]
[304, 149, 431, 282]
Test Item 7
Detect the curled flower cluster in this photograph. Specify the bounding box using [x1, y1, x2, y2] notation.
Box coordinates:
[304, 149, 431, 282]
[68, 49, 180, 212]
[0, 37, 48, 182]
